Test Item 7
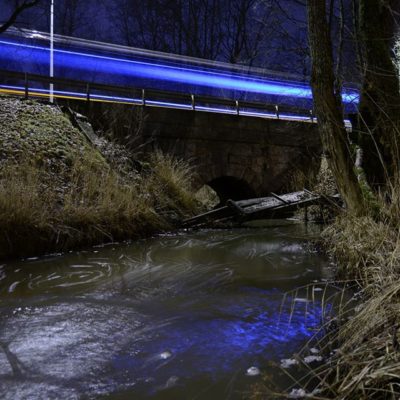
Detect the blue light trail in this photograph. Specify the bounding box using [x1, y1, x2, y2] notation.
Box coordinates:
[0, 38, 359, 105]
[0, 83, 352, 128]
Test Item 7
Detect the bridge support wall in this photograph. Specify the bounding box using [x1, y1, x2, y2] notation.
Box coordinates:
[64, 101, 322, 201]
[141, 107, 322, 201]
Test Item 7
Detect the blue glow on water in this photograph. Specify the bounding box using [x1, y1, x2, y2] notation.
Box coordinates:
[0, 39, 360, 104]
[110, 288, 327, 394]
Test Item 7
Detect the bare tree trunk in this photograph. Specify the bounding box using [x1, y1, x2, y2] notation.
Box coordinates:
[307, 0, 364, 215]
[0, 0, 40, 34]
[357, 0, 400, 189]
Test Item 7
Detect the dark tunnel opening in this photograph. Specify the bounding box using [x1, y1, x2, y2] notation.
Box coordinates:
[207, 176, 256, 206]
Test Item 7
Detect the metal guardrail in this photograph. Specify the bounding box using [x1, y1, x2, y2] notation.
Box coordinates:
[0, 69, 316, 121]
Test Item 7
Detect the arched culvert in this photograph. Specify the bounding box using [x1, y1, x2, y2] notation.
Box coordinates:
[207, 176, 256, 205]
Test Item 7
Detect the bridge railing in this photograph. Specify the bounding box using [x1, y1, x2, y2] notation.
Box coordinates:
[0, 69, 316, 121]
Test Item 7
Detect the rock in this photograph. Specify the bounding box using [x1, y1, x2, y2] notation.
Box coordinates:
[165, 376, 179, 388]
[303, 355, 323, 364]
[246, 366, 260, 376]
[160, 351, 172, 360]
[288, 388, 307, 398]
[280, 358, 299, 368]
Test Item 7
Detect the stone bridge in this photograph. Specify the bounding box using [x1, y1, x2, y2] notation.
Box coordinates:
[72, 102, 322, 203]
[141, 107, 322, 202]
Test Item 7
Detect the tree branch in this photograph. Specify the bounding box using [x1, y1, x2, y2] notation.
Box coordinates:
[0, 0, 40, 34]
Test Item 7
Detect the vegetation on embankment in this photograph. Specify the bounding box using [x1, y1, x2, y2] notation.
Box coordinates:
[293, 158, 400, 399]
[269, 205, 400, 399]
[0, 96, 200, 260]
[251, 161, 400, 399]
[311, 205, 400, 399]
[299, 2, 400, 396]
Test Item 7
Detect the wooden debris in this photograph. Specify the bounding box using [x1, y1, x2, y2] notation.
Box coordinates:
[183, 190, 341, 228]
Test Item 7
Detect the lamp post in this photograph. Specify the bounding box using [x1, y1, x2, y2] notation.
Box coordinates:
[50, 0, 54, 103]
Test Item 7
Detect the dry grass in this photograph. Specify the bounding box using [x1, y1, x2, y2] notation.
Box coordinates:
[251, 182, 400, 399]
[0, 164, 59, 258]
[0, 151, 199, 259]
[322, 216, 400, 291]
[291, 156, 340, 223]
[297, 281, 400, 400]
[0, 164, 52, 229]
[311, 198, 400, 399]
[304, 198, 400, 399]
[144, 151, 199, 217]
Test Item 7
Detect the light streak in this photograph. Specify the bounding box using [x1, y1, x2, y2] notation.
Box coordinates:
[0, 84, 318, 120]
[0, 39, 360, 103]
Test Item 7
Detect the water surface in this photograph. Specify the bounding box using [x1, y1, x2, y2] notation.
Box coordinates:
[0, 221, 333, 399]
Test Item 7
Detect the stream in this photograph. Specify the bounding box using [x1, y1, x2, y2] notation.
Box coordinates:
[0, 220, 335, 399]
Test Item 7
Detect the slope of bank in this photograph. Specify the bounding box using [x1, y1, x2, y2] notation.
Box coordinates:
[315, 213, 400, 399]
[0, 96, 200, 260]
[249, 159, 400, 399]
[272, 214, 400, 399]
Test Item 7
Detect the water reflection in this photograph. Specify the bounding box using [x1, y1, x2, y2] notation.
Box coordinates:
[0, 221, 334, 399]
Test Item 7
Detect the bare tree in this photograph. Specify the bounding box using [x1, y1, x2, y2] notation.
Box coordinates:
[356, 0, 400, 189]
[56, 0, 86, 36]
[224, 0, 266, 65]
[0, 0, 40, 34]
[307, 0, 364, 215]
[111, 0, 273, 65]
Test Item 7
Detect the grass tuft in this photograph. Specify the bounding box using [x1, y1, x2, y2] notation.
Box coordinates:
[293, 184, 400, 399]
[0, 151, 199, 259]
[145, 151, 199, 217]
[252, 181, 400, 399]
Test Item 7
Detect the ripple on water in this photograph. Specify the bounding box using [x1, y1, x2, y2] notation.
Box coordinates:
[2, 259, 123, 296]
[0, 226, 335, 400]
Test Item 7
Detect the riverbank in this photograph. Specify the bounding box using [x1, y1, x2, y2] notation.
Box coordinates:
[250, 170, 400, 398]
[278, 212, 400, 399]
[313, 212, 400, 399]
[0, 96, 201, 260]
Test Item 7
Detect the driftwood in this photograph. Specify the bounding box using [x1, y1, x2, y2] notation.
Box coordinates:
[183, 189, 341, 228]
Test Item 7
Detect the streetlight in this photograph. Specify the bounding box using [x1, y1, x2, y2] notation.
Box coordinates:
[50, 0, 54, 103]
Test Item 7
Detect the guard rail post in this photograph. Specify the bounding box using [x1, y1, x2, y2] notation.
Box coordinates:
[24, 73, 29, 100]
[141, 89, 146, 107]
[191, 94, 195, 111]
